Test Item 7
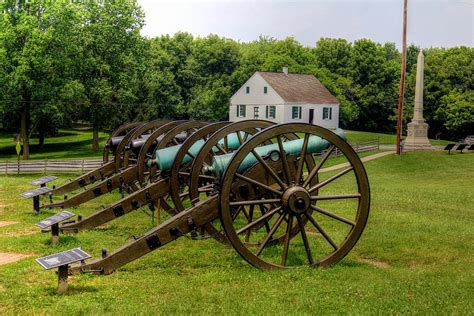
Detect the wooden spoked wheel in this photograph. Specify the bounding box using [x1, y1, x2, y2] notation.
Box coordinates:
[188, 120, 276, 243]
[103, 122, 142, 162]
[169, 121, 231, 213]
[136, 121, 186, 186]
[220, 123, 370, 269]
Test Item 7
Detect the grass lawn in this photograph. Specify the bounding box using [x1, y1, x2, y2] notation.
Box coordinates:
[345, 130, 451, 146]
[0, 151, 472, 314]
[0, 129, 109, 161]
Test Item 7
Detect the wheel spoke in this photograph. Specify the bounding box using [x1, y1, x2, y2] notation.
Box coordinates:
[230, 198, 280, 206]
[224, 136, 229, 150]
[245, 205, 255, 242]
[303, 145, 335, 187]
[281, 214, 294, 266]
[310, 193, 361, 201]
[296, 133, 310, 184]
[235, 173, 282, 196]
[258, 204, 271, 233]
[255, 212, 286, 256]
[198, 184, 214, 192]
[251, 149, 287, 189]
[308, 167, 354, 194]
[277, 135, 292, 184]
[232, 205, 243, 221]
[304, 212, 338, 250]
[309, 205, 355, 226]
[198, 174, 215, 181]
[236, 206, 282, 235]
[216, 143, 228, 154]
[296, 214, 314, 264]
[236, 131, 244, 145]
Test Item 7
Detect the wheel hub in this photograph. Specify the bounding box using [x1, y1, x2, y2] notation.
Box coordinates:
[281, 186, 311, 214]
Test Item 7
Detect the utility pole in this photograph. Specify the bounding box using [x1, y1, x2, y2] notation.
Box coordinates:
[396, 0, 408, 155]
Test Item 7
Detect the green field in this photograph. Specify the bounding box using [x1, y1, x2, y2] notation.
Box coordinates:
[344, 130, 451, 146]
[0, 151, 472, 314]
[0, 129, 108, 160]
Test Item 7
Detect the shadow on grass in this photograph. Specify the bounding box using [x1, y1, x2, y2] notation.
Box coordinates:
[45, 285, 99, 296]
[43, 235, 79, 246]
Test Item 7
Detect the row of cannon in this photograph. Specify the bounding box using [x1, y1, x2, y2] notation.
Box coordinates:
[23, 120, 370, 292]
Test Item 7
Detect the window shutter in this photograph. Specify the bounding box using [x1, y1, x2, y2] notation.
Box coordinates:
[243, 105, 246, 117]
[236, 105, 239, 117]
[329, 107, 333, 120]
[299, 107, 302, 119]
[266, 106, 269, 118]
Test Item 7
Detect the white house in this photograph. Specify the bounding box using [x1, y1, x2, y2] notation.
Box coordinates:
[229, 68, 340, 129]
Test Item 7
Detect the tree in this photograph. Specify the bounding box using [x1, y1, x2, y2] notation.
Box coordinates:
[0, 0, 83, 158]
[73, 0, 145, 150]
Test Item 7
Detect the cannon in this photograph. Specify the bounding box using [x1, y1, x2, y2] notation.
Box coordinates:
[57, 121, 270, 236]
[37, 122, 370, 292]
[40, 120, 196, 210]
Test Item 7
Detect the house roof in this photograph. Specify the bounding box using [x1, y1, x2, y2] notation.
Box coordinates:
[257, 71, 339, 104]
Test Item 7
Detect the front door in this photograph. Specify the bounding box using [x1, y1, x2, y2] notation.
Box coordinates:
[309, 109, 314, 124]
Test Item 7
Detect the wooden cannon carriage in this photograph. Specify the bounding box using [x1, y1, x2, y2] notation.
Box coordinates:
[21, 120, 192, 212]
[36, 122, 370, 293]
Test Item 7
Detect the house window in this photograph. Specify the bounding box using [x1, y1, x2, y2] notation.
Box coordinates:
[263, 86, 268, 94]
[246, 86, 250, 94]
[292, 106, 302, 119]
[323, 107, 332, 120]
[237, 105, 246, 118]
[266, 105, 276, 119]
[254, 106, 259, 118]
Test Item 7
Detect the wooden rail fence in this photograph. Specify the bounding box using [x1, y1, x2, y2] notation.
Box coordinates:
[0, 139, 380, 175]
[0, 159, 103, 175]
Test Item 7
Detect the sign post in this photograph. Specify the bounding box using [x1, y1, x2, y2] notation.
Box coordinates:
[16, 141, 21, 175]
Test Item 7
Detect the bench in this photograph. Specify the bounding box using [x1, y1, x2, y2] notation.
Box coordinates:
[456, 144, 468, 153]
[443, 144, 456, 154]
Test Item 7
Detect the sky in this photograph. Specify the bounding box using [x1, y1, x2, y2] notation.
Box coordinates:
[137, 0, 473, 48]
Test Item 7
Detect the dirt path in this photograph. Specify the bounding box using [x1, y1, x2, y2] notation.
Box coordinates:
[0, 221, 18, 228]
[0, 253, 34, 266]
[320, 151, 396, 173]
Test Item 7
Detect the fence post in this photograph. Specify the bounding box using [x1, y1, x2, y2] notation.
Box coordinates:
[44, 159, 47, 174]
[82, 160, 84, 173]
[5, 161, 7, 175]
[377, 138, 380, 150]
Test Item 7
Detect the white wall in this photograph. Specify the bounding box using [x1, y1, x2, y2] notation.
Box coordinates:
[229, 104, 286, 123]
[282, 104, 339, 129]
[229, 73, 284, 123]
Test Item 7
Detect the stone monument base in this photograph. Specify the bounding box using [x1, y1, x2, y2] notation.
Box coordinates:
[404, 120, 431, 150]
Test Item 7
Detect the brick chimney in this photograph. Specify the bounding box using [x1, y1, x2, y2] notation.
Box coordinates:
[282, 67, 288, 75]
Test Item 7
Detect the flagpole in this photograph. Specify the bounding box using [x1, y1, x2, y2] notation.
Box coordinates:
[396, 0, 407, 155]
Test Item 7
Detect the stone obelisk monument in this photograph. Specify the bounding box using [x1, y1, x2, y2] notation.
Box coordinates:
[405, 50, 431, 150]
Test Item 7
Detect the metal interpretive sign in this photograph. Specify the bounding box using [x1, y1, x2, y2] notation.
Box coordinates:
[31, 176, 57, 186]
[36, 248, 91, 270]
[20, 187, 52, 198]
[35, 211, 75, 229]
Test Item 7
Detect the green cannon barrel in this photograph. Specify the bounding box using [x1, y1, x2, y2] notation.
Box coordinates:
[152, 132, 244, 171]
[208, 128, 346, 178]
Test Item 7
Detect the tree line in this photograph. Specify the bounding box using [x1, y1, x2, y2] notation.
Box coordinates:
[1, 0, 472, 159]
